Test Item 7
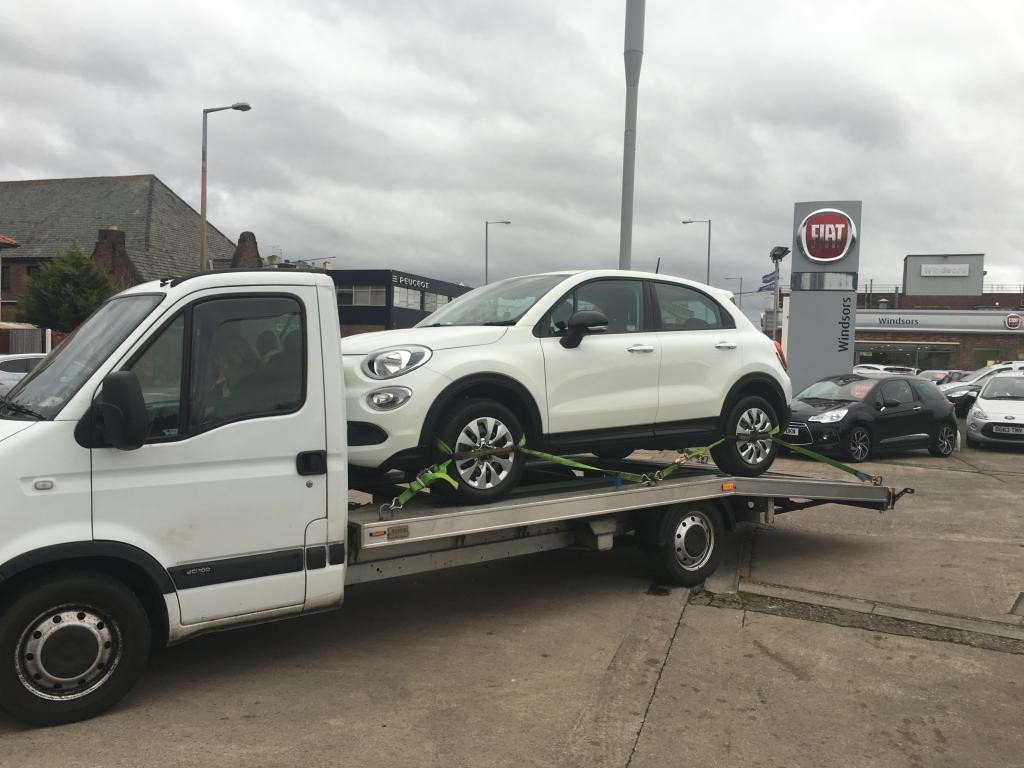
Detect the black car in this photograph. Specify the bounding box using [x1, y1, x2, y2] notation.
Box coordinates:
[785, 374, 958, 462]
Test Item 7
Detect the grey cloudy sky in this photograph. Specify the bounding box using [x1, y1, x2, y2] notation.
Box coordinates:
[2, 0, 1022, 317]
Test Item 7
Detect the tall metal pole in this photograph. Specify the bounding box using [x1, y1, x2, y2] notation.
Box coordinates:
[705, 219, 711, 284]
[618, 0, 645, 270]
[200, 111, 209, 273]
[772, 259, 780, 341]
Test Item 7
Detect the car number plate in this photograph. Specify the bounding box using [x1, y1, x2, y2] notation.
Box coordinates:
[784, 427, 800, 436]
[993, 425, 1024, 434]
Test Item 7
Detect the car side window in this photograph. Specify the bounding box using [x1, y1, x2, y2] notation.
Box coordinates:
[653, 282, 727, 331]
[573, 280, 644, 334]
[190, 297, 305, 432]
[129, 315, 186, 438]
[880, 380, 914, 406]
[0, 359, 23, 373]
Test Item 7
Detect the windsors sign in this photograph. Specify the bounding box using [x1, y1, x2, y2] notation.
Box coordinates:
[797, 208, 858, 263]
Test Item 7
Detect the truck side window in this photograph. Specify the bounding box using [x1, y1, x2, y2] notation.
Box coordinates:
[129, 314, 185, 438]
[190, 297, 305, 432]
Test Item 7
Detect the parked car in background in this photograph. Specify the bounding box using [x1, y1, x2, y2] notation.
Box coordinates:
[940, 370, 971, 384]
[344, 269, 792, 502]
[0, 353, 47, 396]
[853, 363, 917, 376]
[965, 373, 1024, 448]
[939, 362, 1024, 415]
[785, 373, 957, 462]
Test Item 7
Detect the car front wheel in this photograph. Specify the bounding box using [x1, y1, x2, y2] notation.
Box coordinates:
[843, 425, 872, 462]
[433, 398, 526, 504]
[710, 395, 779, 477]
[929, 421, 957, 457]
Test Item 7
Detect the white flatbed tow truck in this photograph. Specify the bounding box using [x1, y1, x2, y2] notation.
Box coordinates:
[0, 270, 909, 726]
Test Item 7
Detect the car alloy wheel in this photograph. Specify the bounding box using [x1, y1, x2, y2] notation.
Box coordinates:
[736, 406, 774, 467]
[845, 426, 871, 462]
[454, 415, 516, 490]
[930, 422, 957, 457]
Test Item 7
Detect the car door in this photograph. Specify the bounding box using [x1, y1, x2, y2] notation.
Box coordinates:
[875, 379, 929, 443]
[651, 281, 744, 437]
[91, 289, 328, 625]
[539, 278, 660, 440]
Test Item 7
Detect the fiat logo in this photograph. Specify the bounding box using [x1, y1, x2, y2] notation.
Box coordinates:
[1006, 313, 1022, 330]
[797, 208, 858, 263]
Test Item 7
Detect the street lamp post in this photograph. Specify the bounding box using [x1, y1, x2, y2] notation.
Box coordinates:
[484, 220, 511, 284]
[724, 276, 743, 309]
[201, 102, 251, 272]
[681, 218, 711, 283]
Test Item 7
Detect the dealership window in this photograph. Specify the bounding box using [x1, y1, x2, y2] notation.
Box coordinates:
[423, 292, 450, 313]
[394, 286, 423, 310]
[336, 285, 386, 306]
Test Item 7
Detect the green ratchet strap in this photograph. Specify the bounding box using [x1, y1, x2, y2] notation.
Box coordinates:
[771, 436, 883, 485]
[384, 426, 880, 513]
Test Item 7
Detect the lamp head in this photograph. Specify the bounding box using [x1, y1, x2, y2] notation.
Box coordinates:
[232, 102, 252, 112]
[769, 246, 790, 262]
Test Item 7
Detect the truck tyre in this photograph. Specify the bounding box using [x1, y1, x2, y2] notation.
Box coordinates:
[646, 503, 724, 587]
[928, 421, 957, 457]
[710, 395, 779, 477]
[433, 399, 526, 504]
[0, 572, 151, 727]
[843, 425, 872, 463]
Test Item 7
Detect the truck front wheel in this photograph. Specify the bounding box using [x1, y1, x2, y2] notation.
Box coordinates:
[0, 572, 151, 726]
[646, 503, 724, 587]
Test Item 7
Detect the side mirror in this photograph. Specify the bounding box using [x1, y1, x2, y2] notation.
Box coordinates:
[560, 310, 609, 349]
[97, 371, 148, 450]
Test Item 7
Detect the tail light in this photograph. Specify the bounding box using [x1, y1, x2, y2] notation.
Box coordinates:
[773, 340, 788, 371]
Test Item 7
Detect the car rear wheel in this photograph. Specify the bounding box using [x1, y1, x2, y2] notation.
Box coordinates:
[432, 399, 526, 504]
[843, 425, 872, 462]
[710, 396, 779, 477]
[929, 421, 957, 457]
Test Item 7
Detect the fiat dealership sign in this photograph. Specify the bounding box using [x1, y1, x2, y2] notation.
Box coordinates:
[796, 208, 858, 263]
[1007, 313, 1023, 330]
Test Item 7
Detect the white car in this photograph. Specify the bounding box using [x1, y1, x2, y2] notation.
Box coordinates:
[965, 373, 1024, 448]
[343, 270, 792, 502]
[0, 353, 47, 397]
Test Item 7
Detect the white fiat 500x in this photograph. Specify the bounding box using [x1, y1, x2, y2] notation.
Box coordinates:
[343, 270, 792, 503]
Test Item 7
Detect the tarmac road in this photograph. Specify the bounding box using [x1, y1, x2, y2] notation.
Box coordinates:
[1, 438, 1022, 767]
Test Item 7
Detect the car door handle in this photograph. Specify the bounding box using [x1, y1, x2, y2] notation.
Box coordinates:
[627, 345, 655, 354]
[912, 405, 922, 411]
[296, 450, 327, 476]
[715, 341, 737, 350]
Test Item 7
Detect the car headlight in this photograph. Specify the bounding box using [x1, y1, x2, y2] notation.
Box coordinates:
[946, 388, 969, 398]
[808, 407, 849, 423]
[361, 345, 432, 379]
[969, 406, 988, 420]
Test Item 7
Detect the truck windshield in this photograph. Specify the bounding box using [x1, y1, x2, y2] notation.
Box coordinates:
[2, 295, 163, 420]
[416, 273, 570, 327]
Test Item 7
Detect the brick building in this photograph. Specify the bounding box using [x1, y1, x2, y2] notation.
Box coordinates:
[0, 175, 236, 321]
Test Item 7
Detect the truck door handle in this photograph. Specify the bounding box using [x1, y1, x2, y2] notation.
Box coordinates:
[296, 450, 328, 476]
[627, 345, 655, 353]
[715, 341, 737, 350]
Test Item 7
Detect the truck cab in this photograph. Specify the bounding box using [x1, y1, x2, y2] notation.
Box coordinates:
[0, 271, 347, 724]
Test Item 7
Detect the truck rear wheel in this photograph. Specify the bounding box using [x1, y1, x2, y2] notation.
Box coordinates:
[0, 572, 151, 726]
[646, 504, 724, 587]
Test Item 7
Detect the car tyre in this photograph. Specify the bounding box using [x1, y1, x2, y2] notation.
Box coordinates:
[928, 421, 957, 457]
[645, 504, 725, 587]
[432, 399, 526, 504]
[0, 572, 151, 727]
[710, 395, 779, 477]
[594, 448, 633, 461]
[843, 425, 872, 463]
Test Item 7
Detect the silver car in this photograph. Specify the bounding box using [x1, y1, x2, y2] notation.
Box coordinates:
[965, 373, 1024, 448]
[0, 353, 47, 397]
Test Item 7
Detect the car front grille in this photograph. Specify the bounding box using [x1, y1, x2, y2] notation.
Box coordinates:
[781, 421, 813, 446]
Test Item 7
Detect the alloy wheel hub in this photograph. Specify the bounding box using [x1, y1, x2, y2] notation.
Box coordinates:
[736, 407, 774, 465]
[455, 416, 515, 490]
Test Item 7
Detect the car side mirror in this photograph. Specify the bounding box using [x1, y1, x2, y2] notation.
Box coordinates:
[95, 371, 148, 450]
[560, 310, 609, 349]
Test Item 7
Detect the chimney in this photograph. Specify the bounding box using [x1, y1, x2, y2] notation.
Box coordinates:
[91, 227, 139, 290]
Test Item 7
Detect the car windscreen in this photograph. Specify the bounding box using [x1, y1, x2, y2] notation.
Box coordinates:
[796, 376, 875, 402]
[2, 294, 163, 420]
[980, 377, 1024, 400]
[416, 274, 570, 327]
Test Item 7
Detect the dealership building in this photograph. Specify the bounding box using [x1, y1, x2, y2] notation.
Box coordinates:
[854, 255, 1024, 370]
[328, 269, 471, 336]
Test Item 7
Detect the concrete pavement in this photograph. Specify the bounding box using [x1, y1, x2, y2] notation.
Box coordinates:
[0, 438, 1021, 766]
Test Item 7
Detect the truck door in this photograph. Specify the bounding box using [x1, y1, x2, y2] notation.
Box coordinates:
[90, 289, 328, 625]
